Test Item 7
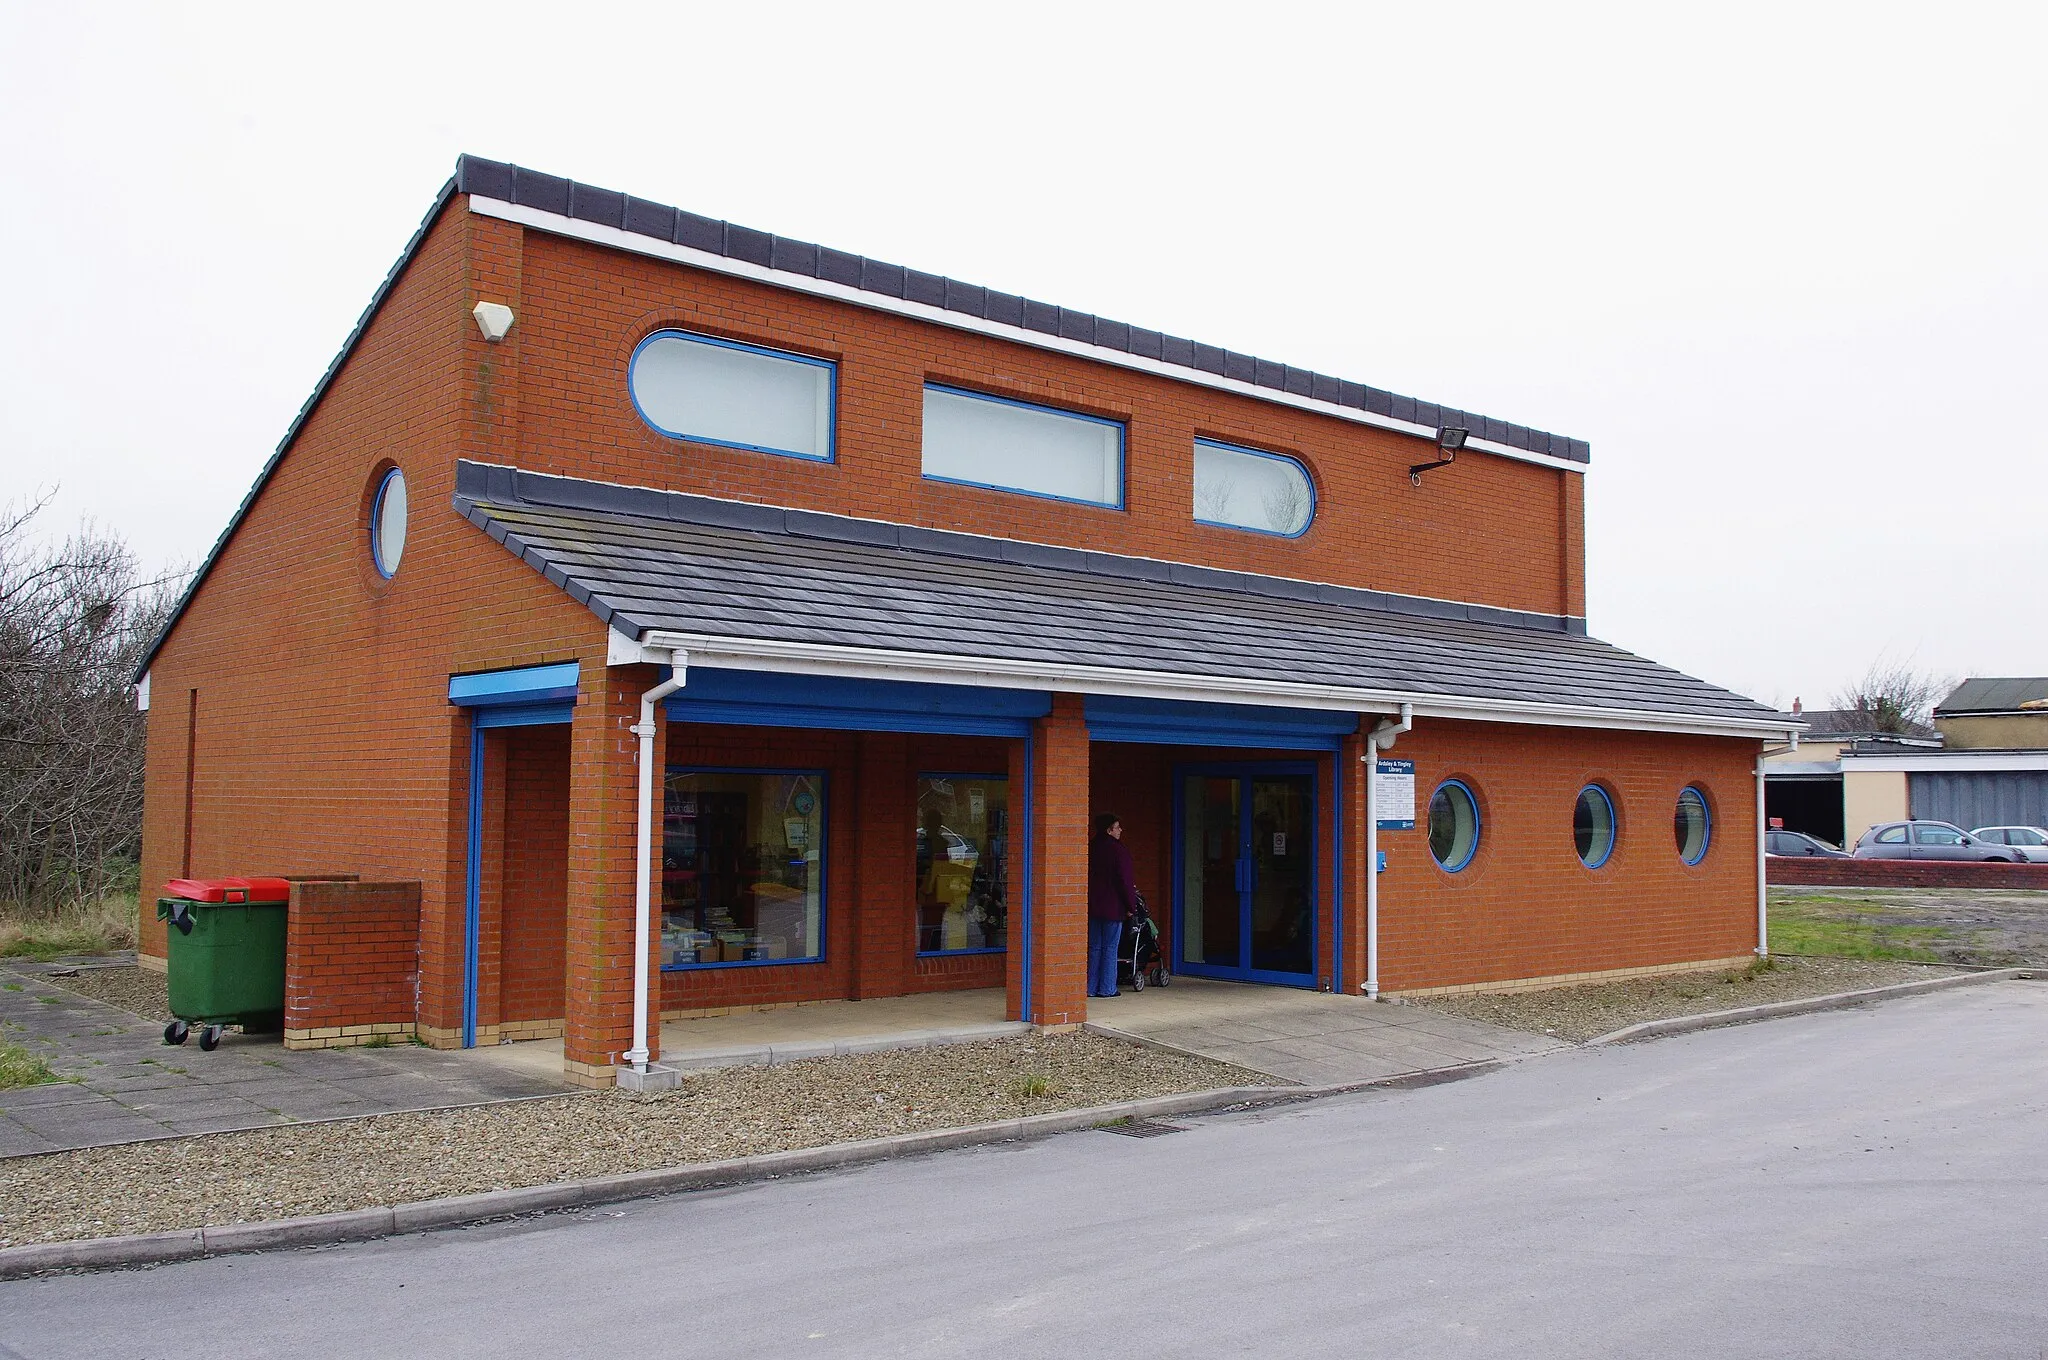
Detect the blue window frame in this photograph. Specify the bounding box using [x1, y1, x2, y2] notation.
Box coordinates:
[1428, 779, 1481, 872]
[915, 772, 1009, 956]
[921, 384, 1125, 508]
[1675, 786, 1711, 864]
[661, 768, 827, 969]
[629, 330, 836, 462]
[1574, 784, 1617, 869]
[370, 467, 407, 578]
[1192, 439, 1316, 537]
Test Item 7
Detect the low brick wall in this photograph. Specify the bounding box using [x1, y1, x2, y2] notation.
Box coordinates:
[284, 880, 421, 1049]
[1769, 858, 2048, 889]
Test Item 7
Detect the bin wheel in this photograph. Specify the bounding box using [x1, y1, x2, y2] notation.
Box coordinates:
[197, 1025, 223, 1052]
[163, 1020, 189, 1046]
[1132, 971, 1146, 992]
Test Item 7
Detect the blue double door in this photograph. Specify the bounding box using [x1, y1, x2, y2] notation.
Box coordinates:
[1174, 764, 1318, 986]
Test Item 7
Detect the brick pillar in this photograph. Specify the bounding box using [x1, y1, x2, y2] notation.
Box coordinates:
[1026, 693, 1090, 1027]
[473, 731, 509, 1044]
[852, 732, 912, 1000]
[562, 663, 666, 1086]
[1340, 729, 1372, 996]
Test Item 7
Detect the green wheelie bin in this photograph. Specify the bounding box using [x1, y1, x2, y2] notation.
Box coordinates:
[156, 877, 290, 1051]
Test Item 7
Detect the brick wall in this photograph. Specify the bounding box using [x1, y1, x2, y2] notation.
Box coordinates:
[1368, 720, 1759, 993]
[283, 880, 421, 1049]
[1769, 857, 2048, 889]
[509, 226, 1584, 620]
[500, 724, 571, 1024]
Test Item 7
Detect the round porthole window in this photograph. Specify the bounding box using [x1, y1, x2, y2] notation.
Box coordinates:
[1675, 786, 1711, 865]
[1574, 784, 1617, 868]
[1428, 780, 1481, 872]
[370, 467, 407, 578]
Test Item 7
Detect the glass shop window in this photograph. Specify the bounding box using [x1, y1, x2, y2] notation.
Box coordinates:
[660, 770, 825, 968]
[914, 774, 1009, 954]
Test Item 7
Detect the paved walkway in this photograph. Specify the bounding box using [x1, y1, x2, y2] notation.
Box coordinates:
[465, 989, 1026, 1082]
[1089, 977, 1569, 1083]
[0, 963, 566, 1157]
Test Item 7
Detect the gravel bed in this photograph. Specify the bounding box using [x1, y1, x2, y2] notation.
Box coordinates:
[1413, 955, 1970, 1044]
[37, 964, 169, 1021]
[0, 1031, 1258, 1246]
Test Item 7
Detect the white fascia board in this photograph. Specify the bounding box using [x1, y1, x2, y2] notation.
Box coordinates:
[466, 196, 1588, 479]
[1764, 760, 1843, 777]
[1839, 751, 2048, 773]
[638, 629, 1793, 741]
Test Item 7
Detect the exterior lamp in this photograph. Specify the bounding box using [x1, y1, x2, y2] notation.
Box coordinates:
[1410, 426, 1468, 486]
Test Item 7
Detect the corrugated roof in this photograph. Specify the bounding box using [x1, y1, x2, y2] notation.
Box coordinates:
[452, 155, 1589, 465]
[1937, 678, 2048, 715]
[453, 462, 1779, 732]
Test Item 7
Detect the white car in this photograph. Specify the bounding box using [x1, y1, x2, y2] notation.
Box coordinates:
[1970, 826, 2048, 863]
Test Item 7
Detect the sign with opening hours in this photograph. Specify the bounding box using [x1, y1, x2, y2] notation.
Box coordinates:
[1375, 758, 1416, 829]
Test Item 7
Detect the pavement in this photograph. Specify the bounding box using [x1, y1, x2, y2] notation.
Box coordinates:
[5, 978, 2043, 1358]
[1089, 976, 1570, 1082]
[0, 963, 565, 1156]
[465, 988, 1030, 1082]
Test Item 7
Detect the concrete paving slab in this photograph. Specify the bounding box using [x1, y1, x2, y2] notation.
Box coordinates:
[3, 961, 570, 1156]
[1093, 977, 1567, 1085]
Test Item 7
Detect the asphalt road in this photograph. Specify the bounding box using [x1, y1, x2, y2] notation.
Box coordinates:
[6, 981, 2047, 1359]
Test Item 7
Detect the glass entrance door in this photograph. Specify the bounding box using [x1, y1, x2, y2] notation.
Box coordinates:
[1175, 764, 1318, 986]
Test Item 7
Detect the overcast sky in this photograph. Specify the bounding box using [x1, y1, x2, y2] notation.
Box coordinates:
[2, 3, 2042, 710]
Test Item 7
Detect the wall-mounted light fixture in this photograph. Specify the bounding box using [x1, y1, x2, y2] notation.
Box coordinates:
[472, 301, 515, 342]
[1410, 426, 1468, 486]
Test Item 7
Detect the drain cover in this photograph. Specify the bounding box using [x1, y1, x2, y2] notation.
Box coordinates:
[1101, 1120, 1186, 1138]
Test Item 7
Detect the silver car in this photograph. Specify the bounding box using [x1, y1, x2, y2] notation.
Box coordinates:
[1852, 820, 2022, 862]
[1971, 826, 2048, 863]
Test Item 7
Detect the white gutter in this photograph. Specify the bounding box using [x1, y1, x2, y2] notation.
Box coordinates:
[1361, 703, 1413, 998]
[624, 648, 687, 1072]
[1754, 755, 1768, 958]
[464, 195, 1588, 479]
[639, 629, 1799, 742]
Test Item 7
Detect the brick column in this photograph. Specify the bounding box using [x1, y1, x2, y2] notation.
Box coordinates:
[1340, 730, 1372, 996]
[852, 731, 912, 1000]
[562, 663, 666, 1086]
[1026, 693, 1090, 1027]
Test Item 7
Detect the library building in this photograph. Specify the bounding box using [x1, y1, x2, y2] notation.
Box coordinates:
[135, 156, 1792, 1086]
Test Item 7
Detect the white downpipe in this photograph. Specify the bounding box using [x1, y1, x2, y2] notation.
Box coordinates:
[625, 651, 687, 1071]
[1754, 755, 1769, 958]
[1362, 702, 1414, 998]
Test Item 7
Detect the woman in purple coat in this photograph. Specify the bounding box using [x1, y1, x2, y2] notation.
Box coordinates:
[1088, 812, 1139, 998]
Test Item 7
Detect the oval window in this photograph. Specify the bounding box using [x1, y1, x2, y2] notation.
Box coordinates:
[1574, 784, 1616, 868]
[1193, 439, 1314, 536]
[370, 467, 407, 578]
[1428, 780, 1481, 872]
[1675, 787, 1710, 864]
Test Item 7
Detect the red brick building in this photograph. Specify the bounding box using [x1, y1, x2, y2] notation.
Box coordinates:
[135, 156, 1790, 1087]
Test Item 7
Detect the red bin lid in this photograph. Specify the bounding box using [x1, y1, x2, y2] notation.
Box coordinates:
[161, 876, 293, 903]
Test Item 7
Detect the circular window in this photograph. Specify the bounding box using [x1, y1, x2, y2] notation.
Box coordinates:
[1428, 780, 1481, 872]
[1574, 784, 1617, 868]
[370, 467, 408, 578]
[1675, 786, 1711, 864]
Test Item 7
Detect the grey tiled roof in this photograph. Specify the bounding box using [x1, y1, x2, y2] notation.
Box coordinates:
[454, 462, 1779, 727]
[1936, 678, 2048, 715]
[453, 156, 1589, 465]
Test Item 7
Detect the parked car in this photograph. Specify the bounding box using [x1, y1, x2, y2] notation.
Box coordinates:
[1852, 820, 2020, 862]
[1766, 829, 1850, 858]
[1971, 825, 2048, 863]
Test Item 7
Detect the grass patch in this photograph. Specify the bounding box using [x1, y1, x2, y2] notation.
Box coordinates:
[0, 893, 137, 961]
[1769, 899, 1948, 961]
[0, 1040, 57, 1090]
